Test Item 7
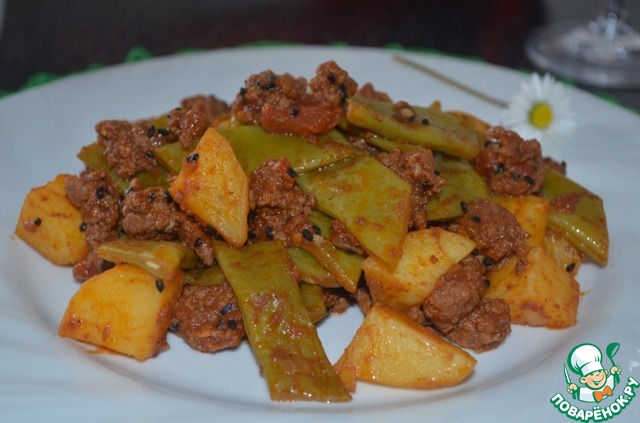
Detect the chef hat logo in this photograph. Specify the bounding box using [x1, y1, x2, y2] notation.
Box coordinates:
[568, 343, 604, 377]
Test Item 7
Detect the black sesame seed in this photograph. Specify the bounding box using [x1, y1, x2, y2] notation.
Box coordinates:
[248, 230, 257, 239]
[265, 226, 274, 239]
[483, 256, 494, 266]
[145, 150, 154, 160]
[471, 215, 482, 223]
[187, 153, 199, 164]
[220, 303, 232, 315]
[239, 87, 247, 95]
[302, 228, 313, 241]
[495, 163, 505, 174]
[164, 191, 173, 204]
[471, 248, 479, 256]
[327, 73, 336, 84]
[287, 167, 297, 178]
[33, 217, 42, 227]
[147, 125, 156, 138]
[524, 175, 535, 185]
[158, 128, 169, 137]
[312, 224, 321, 235]
[421, 117, 430, 125]
[169, 321, 181, 331]
[79, 222, 87, 232]
[204, 225, 223, 240]
[338, 83, 346, 93]
[566, 262, 576, 272]
[155, 279, 165, 293]
[460, 201, 468, 213]
[422, 181, 431, 189]
[291, 108, 299, 117]
[434, 170, 441, 177]
[484, 279, 491, 287]
[227, 319, 237, 330]
[96, 187, 104, 199]
[147, 192, 156, 202]
[194, 238, 203, 248]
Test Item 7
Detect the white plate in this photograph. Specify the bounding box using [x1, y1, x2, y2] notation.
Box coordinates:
[1, 45, 639, 422]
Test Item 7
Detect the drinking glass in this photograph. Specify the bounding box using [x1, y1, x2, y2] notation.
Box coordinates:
[525, 0, 640, 88]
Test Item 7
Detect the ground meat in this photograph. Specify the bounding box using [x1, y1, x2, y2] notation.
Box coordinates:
[544, 157, 566, 175]
[231, 61, 357, 137]
[378, 148, 445, 229]
[95, 120, 158, 179]
[176, 217, 216, 266]
[329, 219, 364, 255]
[180, 94, 230, 118]
[120, 186, 215, 265]
[248, 158, 316, 245]
[475, 126, 545, 195]
[170, 282, 245, 353]
[308, 60, 358, 107]
[422, 256, 487, 333]
[323, 288, 353, 314]
[65, 169, 122, 279]
[446, 298, 511, 352]
[355, 82, 392, 103]
[458, 198, 529, 262]
[121, 187, 181, 240]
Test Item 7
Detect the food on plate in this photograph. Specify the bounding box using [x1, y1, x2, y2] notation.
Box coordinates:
[15, 60, 609, 402]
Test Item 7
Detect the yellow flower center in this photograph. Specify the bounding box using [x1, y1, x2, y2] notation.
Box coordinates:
[529, 102, 554, 129]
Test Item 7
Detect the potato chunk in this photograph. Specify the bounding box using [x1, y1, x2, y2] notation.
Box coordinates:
[169, 128, 249, 248]
[492, 195, 550, 248]
[334, 305, 476, 391]
[15, 174, 88, 265]
[58, 263, 184, 360]
[484, 246, 579, 328]
[361, 227, 476, 310]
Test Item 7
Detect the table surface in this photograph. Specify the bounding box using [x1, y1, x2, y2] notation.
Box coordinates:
[1, 0, 639, 110]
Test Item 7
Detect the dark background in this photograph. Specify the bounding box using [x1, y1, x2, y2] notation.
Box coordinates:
[0, 0, 638, 109]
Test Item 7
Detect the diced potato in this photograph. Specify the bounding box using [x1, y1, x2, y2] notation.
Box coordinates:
[15, 174, 88, 265]
[545, 229, 583, 278]
[169, 128, 249, 248]
[334, 304, 476, 390]
[492, 195, 550, 248]
[361, 227, 476, 310]
[58, 263, 184, 360]
[484, 246, 580, 328]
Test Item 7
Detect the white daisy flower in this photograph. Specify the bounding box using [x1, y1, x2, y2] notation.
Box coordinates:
[501, 73, 576, 144]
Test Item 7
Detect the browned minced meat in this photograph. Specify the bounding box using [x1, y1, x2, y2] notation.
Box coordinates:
[423, 256, 487, 333]
[446, 298, 511, 353]
[475, 126, 545, 196]
[180, 94, 230, 118]
[248, 158, 317, 245]
[458, 198, 529, 262]
[355, 82, 392, 103]
[177, 217, 216, 266]
[378, 148, 445, 229]
[65, 169, 122, 279]
[170, 282, 245, 353]
[329, 219, 363, 255]
[121, 186, 216, 265]
[544, 157, 566, 175]
[323, 288, 353, 315]
[167, 95, 230, 151]
[231, 61, 357, 137]
[95, 120, 158, 179]
[121, 187, 181, 241]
